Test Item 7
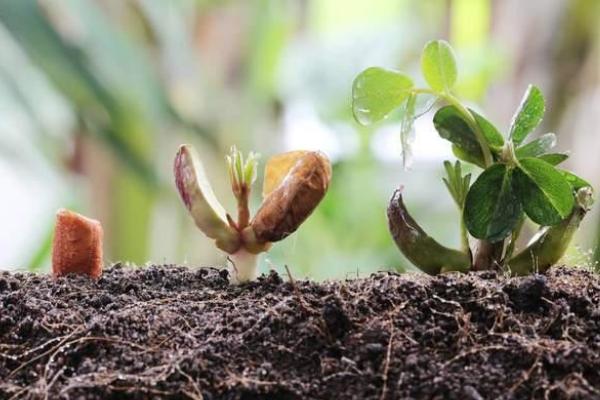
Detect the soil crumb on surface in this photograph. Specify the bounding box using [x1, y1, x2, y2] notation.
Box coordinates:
[1, 264, 599, 399]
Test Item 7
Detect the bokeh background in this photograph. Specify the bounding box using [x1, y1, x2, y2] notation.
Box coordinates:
[1, 0, 599, 279]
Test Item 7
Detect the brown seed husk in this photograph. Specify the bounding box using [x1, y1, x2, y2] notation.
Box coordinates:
[51, 209, 103, 279]
[261, 150, 310, 198]
[252, 151, 331, 242]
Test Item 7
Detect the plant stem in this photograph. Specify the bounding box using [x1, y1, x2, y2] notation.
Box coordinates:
[472, 240, 504, 271]
[459, 218, 470, 254]
[504, 215, 525, 263]
[236, 186, 250, 229]
[228, 248, 259, 283]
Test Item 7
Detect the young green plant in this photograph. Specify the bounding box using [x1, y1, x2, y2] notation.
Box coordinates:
[174, 145, 332, 283]
[353, 40, 594, 275]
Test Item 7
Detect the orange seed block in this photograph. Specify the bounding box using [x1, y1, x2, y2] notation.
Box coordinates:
[51, 209, 103, 279]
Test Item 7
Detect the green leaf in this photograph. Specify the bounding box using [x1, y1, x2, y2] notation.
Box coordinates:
[434, 106, 504, 169]
[515, 133, 556, 158]
[471, 109, 504, 150]
[434, 106, 485, 167]
[421, 40, 457, 93]
[399, 93, 417, 168]
[537, 153, 569, 165]
[513, 158, 574, 225]
[559, 170, 592, 191]
[352, 67, 414, 125]
[244, 152, 259, 186]
[452, 145, 485, 169]
[509, 85, 545, 145]
[464, 164, 522, 241]
[443, 160, 471, 208]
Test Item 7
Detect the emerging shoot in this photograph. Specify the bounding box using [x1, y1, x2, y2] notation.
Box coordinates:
[353, 40, 594, 275]
[175, 145, 331, 283]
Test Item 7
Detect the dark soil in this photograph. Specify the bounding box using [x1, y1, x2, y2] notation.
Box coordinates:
[1, 265, 600, 400]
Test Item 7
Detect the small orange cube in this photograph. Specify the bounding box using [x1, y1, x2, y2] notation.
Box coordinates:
[51, 209, 103, 279]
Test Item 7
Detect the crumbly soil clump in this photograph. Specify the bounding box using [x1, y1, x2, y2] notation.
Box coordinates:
[1, 264, 599, 399]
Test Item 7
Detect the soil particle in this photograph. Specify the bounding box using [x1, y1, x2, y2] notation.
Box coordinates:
[504, 274, 549, 312]
[322, 297, 352, 339]
[1, 265, 600, 399]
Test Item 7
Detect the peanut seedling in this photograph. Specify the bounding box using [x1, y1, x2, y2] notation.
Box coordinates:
[353, 40, 594, 275]
[174, 145, 331, 283]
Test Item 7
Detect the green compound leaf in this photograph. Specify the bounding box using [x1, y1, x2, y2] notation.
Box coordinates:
[352, 67, 414, 125]
[451, 145, 484, 169]
[513, 158, 574, 226]
[471, 109, 505, 150]
[434, 106, 482, 162]
[421, 40, 457, 93]
[559, 170, 592, 191]
[509, 85, 545, 146]
[464, 164, 522, 242]
[537, 153, 569, 166]
[434, 106, 503, 168]
[515, 133, 556, 159]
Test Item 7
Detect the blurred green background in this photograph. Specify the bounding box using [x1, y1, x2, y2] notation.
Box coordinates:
[0, 0, 599, 279]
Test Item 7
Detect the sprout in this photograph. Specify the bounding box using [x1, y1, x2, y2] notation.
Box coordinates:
[52, 209, 103, 279]
[353, 40, 594, 275]
[174, 144, 331, 283]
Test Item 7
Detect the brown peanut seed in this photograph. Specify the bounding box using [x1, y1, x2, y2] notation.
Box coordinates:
[252, 151, 331, 242]
[51, 209, 103, 279]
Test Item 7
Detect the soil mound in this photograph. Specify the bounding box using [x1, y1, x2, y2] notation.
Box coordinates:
[1, 264, 599, 399]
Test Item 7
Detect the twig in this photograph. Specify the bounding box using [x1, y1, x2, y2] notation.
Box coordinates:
[284, 265, 296, 289]
[432, 294, 463, 309]
[442, 345, 508, 369]
[7, 327, 83, 379]
[379, 321, 395, 400]
[6, 386, 28, 400]
[508, 358, 541, 394]
[175, 365, 204, 400]
[44, 366, 67, 400]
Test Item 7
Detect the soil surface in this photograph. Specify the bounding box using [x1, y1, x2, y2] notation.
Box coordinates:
[1, 265, 599, 399]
